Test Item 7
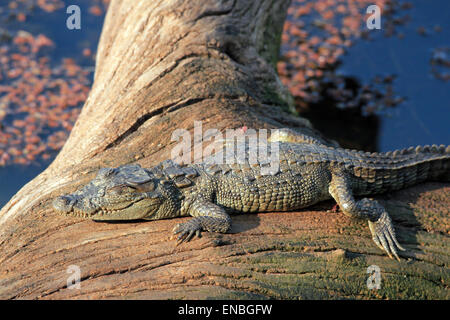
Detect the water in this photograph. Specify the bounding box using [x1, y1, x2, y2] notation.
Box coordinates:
[0, 159, 52, 207]
[2, 1, 105, 66]
[0, 0, 448, 209]
[0, 1, 105, 207]
[339, 0, 450, 151]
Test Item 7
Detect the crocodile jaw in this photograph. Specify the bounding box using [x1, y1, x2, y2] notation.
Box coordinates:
[52, 195, 161, 220]
[52, 164, 165, 220]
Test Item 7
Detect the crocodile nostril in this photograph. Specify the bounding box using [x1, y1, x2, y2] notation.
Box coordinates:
[52, 196, 75, 213]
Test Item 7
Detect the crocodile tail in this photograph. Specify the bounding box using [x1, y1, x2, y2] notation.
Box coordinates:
[347, 144, 450, 194]
[386, 144, 450, 183]
[430, 146, 450, 182]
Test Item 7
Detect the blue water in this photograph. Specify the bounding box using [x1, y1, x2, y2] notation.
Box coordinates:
[0, 0, 449, 208]
[3, 1, 105, 67]
[339, 0, 450, 151]
[0, 160, 52, 206]
[0, 1, 104, 208]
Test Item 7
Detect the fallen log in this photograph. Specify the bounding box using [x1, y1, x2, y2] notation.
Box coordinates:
[0, 0, 448, 299]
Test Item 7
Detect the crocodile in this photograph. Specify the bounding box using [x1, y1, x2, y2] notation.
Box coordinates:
[53, 131, 450, 260]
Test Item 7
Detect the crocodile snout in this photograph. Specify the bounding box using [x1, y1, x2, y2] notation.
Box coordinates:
[52, 195, 76, 213]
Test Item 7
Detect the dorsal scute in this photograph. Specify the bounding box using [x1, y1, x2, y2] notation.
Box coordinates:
[148, 160, 200, 188]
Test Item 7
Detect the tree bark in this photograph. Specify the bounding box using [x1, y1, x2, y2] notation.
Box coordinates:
[0, 0, 448, 299]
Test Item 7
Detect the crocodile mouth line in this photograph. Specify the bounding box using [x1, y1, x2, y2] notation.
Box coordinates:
[62, 201, 139, 218]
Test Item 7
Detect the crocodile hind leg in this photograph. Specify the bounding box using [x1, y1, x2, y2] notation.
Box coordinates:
[328, 168, 406, 260]
[172, 197, 232, 244]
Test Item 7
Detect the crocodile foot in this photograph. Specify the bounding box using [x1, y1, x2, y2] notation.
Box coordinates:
[172, 220, 202, 245]
[368, 210, 406, 261]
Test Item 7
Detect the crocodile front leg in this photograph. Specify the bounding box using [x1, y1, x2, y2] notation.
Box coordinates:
[172, 197, 231, 244]
[328, 168, 406, 260]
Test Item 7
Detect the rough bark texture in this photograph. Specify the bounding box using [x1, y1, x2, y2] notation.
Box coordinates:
[0, 0, 448, 299]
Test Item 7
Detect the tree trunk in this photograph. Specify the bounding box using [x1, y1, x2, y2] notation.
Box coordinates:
[0, 0, 448, 299]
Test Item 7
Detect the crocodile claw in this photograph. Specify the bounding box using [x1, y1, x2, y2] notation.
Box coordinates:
[172, 221, 202, 245]
[368, 211, 406, 261]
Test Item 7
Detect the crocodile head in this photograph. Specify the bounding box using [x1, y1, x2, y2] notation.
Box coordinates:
[52, 164, 175, 221]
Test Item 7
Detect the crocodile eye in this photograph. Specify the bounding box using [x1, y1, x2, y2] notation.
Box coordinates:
[126, 176, 152, 186]
[127, 180, 156, 192]
[98, 168, 115, 178]
[108, 185, 136, 195]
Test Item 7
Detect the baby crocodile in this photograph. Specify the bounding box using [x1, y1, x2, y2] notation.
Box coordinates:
[53, 134, 450, 260]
